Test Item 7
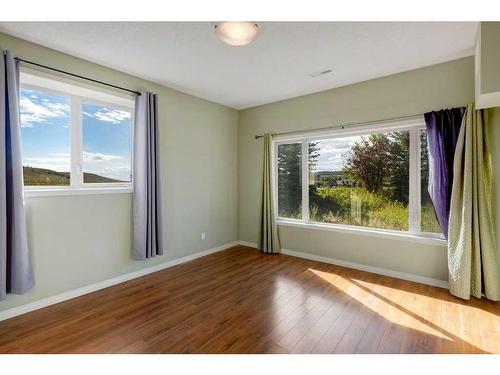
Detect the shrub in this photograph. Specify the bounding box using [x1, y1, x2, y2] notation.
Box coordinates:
[421, 203, 442, 234]
[369, 202, 408, 231]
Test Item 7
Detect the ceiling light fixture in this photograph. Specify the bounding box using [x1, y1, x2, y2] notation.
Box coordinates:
[214, 22, 259, 47]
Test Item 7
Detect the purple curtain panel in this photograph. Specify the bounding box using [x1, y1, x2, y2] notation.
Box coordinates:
[424, 107, 465, 239]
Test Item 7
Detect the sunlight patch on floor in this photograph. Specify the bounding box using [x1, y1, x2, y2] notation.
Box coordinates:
[308, 268, 451, 341]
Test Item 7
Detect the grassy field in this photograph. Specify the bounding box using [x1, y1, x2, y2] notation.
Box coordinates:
[23, 166, 122, 185]
[310, 187, 409, 230]
[311, 187, 441, 233]
[421, 202, 441, 233]
[280, 186, 441, 234]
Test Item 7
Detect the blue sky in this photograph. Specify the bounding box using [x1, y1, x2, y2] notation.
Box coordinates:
[20, 87, 132, 182]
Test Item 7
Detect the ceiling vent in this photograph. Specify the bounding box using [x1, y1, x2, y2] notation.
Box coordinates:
[309, 69, 332, 78]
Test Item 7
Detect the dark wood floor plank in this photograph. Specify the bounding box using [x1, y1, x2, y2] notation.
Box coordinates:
[333, 276, 385, 353]
[308, 270, 381, 353]
[0, 245, 498, 354]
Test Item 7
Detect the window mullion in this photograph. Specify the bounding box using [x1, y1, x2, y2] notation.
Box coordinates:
[70, 97, 83, 188]
[301, 140, 309, 223]
[408, 127, 421, 234]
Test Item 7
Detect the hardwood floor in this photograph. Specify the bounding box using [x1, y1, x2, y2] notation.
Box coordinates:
[0, 245, 499, 354]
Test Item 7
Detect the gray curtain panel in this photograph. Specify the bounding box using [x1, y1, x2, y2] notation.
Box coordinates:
[448, 105, 499, 301]
[133, 92, 163, 260]
[0, 50, 34, 300]
[258, 133, 281, 253]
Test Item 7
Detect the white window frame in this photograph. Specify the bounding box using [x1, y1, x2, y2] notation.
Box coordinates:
[20, 69, 135, 197]
[272, 117, 447, 246]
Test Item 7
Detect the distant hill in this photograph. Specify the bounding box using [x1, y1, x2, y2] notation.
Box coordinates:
[23, 166, 122, 186]
[315, 170, 345, 177]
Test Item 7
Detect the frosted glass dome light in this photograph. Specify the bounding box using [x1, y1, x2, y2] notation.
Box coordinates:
[214, 22, 259, 47]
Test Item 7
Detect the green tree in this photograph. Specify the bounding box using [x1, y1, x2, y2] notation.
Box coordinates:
[277, 142, 319, 217]
[420, 130, 430, 203]
[387, 131, 409, 204]
[308, 142, 320, 173]
[343, 131, 411, 203]
[343, 134, 393, 193]
[277, 143, 301, 216]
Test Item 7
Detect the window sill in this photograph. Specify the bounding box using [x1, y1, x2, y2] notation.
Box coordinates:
[276, 220, 447, 247]
[24, 187, 133, 197]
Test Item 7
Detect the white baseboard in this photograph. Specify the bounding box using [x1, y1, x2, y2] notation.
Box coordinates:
[0, 241, 238, 322]
[237, 241, 449, 289]
[237, 240, 257, 248]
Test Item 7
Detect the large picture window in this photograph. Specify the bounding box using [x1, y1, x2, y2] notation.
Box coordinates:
[274, 119, 442, 238]
[19, 71, 134, 191]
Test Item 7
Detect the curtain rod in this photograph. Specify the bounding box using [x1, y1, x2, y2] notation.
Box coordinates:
[15, 57, 142, 96]
[254, 113, 425, 139]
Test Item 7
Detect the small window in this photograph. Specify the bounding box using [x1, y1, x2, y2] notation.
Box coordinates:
[20, 72, 134, 191]
[20, 87, 71, 186]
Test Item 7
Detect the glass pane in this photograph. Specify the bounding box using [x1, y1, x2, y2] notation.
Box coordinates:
[420, 130, 441, 233]
[82, 104, 132, 183]
[20, 87, 71, 186]
[277, 143, 302, 219]
[309, 131, 409, 231]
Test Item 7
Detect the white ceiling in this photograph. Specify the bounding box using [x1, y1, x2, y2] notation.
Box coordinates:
[0, 22, 478, 109]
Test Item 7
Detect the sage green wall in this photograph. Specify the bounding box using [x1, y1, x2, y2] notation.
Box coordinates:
[476, 22, 500, 225]
[0, 33, 238, 311]
[480, 22, 500, 94]
[238, 57, 475, 282]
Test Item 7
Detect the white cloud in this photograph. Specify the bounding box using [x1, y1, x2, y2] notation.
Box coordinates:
[23, 154, 70, 172]
[316, 137, 359, 153]
[84, 163, 131, 181]
[20, 96, 70, 127]
[24, 157, 69, 164]
[84, 107, 131, 124]
[314, 136, 361, 171]
[83, 151, 123, 162]
[103, 166, 130, 172]
[103, 166, 131, 180]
